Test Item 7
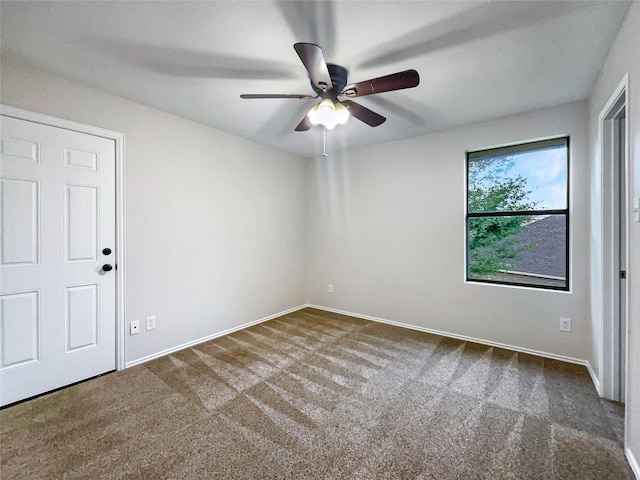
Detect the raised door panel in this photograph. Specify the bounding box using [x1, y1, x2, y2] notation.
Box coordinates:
[0, 291, 39, 369]
[64, 148, 98, 171]
[1, 178, 39, 267]
[0, 137, 39, 164]
[64, 185, 98, 263]
[65, 284, 98, 353]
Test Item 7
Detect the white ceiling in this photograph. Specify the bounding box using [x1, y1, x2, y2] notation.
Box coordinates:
[0, 1, 631, 157]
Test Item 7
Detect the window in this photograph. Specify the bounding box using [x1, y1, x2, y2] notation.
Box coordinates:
[466, 137, 569, 290]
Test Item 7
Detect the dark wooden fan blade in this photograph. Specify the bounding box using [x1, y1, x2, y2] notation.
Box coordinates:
[341, 69, 420, 98]
[240, 94, 316, 99]
[294, 43, 333, 92]
[295, 115, 312, 132]
[340, 100, 386, 127]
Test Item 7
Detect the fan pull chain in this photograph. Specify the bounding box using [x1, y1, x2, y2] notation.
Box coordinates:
[322, 126, 329, 157]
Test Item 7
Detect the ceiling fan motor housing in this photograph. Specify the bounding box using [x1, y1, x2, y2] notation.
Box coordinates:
[312, 64, 348, 98]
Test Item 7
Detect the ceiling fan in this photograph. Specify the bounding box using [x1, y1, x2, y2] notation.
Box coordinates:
[240, 43, 420, 132]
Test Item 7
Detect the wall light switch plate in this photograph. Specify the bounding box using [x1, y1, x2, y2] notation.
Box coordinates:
[328, 284, 333, 294]
[633, 196, 640, 223]
[146, 316, 156, 331]
[130, 320, 140, 335]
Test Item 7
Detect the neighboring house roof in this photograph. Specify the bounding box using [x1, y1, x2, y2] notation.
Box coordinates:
[509, 215, 566, 278]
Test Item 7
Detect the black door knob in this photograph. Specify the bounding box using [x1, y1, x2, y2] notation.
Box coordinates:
[102, 248, 112, 256]
[102, 264, 113, 272]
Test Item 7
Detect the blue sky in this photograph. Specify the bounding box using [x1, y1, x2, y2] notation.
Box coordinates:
[511, 146, 567, 210]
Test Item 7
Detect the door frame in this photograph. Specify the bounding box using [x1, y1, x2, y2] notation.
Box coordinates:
[1, 104, 127, 371]
[596, 75, 629, 401]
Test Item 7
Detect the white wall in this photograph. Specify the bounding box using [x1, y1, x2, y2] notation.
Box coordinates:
[0, 56, 308, 364]
[588, 2, 640, 472]
[307, 101, 592, 362]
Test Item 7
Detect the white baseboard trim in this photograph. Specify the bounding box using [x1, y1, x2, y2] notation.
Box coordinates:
[586, 362, 602, 396]
[627, 448, 640, 480]
[307, 304, 597, 378]
[125, 304, 308, 368]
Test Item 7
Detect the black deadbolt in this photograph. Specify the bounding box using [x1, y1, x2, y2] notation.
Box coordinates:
[102, 248, 112, 256]
[102, 264, 113, 272]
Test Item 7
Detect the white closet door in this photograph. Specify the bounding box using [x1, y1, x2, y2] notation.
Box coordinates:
[1, 116, 116, 406]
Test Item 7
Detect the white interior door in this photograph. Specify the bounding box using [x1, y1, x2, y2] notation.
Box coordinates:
[0, 116, 116, 406]
[615, 108, 627, 402]
[600, 85, 628, 402]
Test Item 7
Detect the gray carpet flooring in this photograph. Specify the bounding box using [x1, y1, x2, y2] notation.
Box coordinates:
[0, 307, 634, 479]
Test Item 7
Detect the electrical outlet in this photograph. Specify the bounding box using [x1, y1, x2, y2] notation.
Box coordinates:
[146, 316, 156, 331]
[328, 284, 333, 293]
[560, 317, 571, 332]
[130, 320, 140, 335]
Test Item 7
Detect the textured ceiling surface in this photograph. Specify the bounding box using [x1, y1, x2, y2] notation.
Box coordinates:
[0, 1, 632, 157]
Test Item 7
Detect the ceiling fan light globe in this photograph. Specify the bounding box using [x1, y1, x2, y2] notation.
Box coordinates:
[315, 99, 335, 125]
[307, 98, 349, 129]
[326, 118, 342, 130]
[307, 103, 322, 125]
[334, 102, 350, 125]
[318, 111, 334, 126]
[318, 98, 335, 111]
